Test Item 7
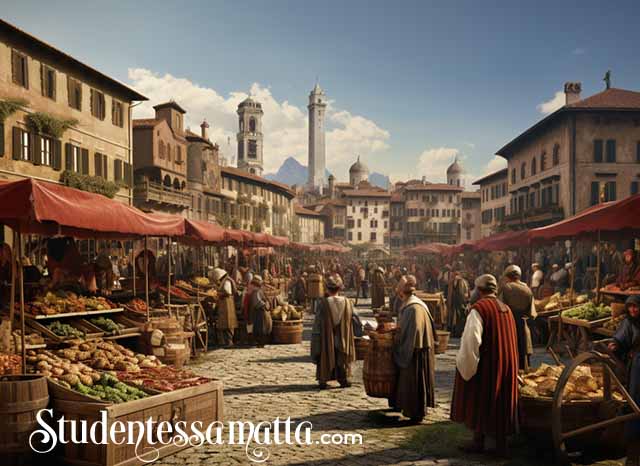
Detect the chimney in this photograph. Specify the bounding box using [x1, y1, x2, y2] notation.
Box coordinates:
[200, 119, 210, 140]
[564, 82, 582, 105]
[328, 174, 335, 199]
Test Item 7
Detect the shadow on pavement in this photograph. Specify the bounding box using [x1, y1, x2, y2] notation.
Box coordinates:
[225, 383, 320, 396]
[252, 355, 313, 364]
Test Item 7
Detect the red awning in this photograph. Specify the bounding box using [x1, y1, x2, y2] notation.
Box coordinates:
[529, 194, 640, 242]
[0, 178, 184, 238]
[476, 230, 529, 251]
[405, 242, 453, 255]
[184, 219, 226, 244]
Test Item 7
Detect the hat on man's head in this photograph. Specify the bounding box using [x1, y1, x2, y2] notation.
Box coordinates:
[475, 274, 498, 293]
[326, 274, 344, 291]
[504, 264, 521, 278]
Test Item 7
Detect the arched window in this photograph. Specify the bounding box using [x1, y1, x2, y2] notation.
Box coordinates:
[553, 144, 560, 166]
[511, 169, 516, 184]
[531, 157, 537, 175]
[159, 140, 165, 159]
[163, 174, 171, 187]
[540, 151, 547, 171]
[520, 162, 526, 180]
[167, 145, 172, 162]
[173, 178, 180, 190]
[249, 117, 256, 132]
[239, 118, 244, 131]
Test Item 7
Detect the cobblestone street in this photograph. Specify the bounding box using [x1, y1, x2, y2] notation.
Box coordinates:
[155, 298, 459, 466]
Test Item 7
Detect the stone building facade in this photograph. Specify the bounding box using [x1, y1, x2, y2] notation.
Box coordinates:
[473, 167, 509, 237]
[294, 205, 325, 244]
[461, 191, 481, 242]
[0, 19, 145, 205]
[497, 83, 640, 230]
[132, 101, 190, 215]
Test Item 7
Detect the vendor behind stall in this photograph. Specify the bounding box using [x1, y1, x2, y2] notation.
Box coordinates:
[134, 249, 158, 290]
[46, 237, 93, 291]
[617, 249, 640, 290]
[608, 295, 640, 466]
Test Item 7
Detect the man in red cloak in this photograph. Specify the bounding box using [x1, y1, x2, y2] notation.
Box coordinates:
[450, 274, 519, 457]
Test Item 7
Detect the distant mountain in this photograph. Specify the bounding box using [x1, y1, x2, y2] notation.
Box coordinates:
[265, 156, 390, 189]
[369, 172, 390, 189]
[264, 157, 331, 187]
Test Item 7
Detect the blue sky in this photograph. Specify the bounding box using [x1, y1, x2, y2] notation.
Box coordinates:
[3, 0, 640, 183]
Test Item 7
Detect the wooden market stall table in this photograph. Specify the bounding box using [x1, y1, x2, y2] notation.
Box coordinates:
[599, 288, 640, 299]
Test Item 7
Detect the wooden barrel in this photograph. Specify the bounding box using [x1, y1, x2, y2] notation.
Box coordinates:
[435, 330, 450, 354]
[0, 375, 50, 465]
[355, 337, 369, 360]
[307, 274, 324, 299]
[363, 332, 396, 398]
[272, 320, 303, 344]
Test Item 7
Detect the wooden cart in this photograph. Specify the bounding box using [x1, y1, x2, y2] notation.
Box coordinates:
[521, 351, 640, 464]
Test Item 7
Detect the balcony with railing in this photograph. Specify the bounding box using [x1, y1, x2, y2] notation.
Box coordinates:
[503, 204, 564, 228]
[133, 180, 192, 207]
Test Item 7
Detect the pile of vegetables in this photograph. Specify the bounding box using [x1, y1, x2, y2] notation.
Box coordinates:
[193, 276, 210, 287]
[47, 321, 85, 339]
[158, 286, 190, 299]
[0, 353, 22, 375]
[25, 349, 148, 403]
[26, 291, 116, 316]
[10, 329, 44, 352]
[562, 302, 611, 321]
[125, 298, 148, 315]
[535, 291, 589, 313]
[58, 339, 163, 372]
[271, 304, 302, 321]
[89, 317, 122, 335]
[603, 314, 626, 332]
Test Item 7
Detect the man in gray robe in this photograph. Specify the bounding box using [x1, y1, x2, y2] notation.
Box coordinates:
[498, 264, 534, 370]
[389, 275, 436, 423]
[311, 274, 356, 389]
[247, 276, 272, 347]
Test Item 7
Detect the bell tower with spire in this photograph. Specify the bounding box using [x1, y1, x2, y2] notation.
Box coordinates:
[308, 81, 327, 191]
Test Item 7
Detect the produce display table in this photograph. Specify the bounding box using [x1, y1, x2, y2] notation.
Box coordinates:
[599, 288, 640, 298]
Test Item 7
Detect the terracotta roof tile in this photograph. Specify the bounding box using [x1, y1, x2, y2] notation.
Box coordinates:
[472, 168, 508, 186]
[132, 118, 161, 128]
[342, 189, 391, 198]
[568, 88, 640, 109]
[295, 205, 322, 216]
[404, 183, 464, 192]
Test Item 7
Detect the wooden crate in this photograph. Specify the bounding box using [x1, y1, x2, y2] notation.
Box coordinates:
[28, 317, 105, 342]
[560, 315, 610, 329]
[49, 379, 224, 466]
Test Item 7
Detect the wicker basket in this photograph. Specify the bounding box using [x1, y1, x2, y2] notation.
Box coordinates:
[355, 337, 370, 360]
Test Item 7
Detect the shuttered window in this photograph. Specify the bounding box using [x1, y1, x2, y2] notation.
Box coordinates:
[12, 127, 32, 162]
[65, 143, 82, 173]
[90, 89, 106, 120]
[94, 152, 109, 178]
[112, 100, 124, 127]
[40, 64, 56, 100]
[593, 139, 603, 163]
[38, 136, 53, 166]
[114, 159, 123, 182]
[123, 162, 132, 187]
[605, 139, 616, 163]
[67, 77, 82, 110]
[590, 182, 599, 206]
[11, 50, 29, 88]
[604, 181, 616, 202]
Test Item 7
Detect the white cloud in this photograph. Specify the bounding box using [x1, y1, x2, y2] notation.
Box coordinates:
[537, 90, 565, 114]
[483, 155, 507, 175]
[127, 68, 389, 177]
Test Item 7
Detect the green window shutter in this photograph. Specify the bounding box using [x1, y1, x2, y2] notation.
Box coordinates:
[81, 148, 89, 175]
[32, 134, 41, 165]
[12, 127, 22, 160]
[103, 154, 108, 180]
[114, 159, 122, 181]
[52, 139, 62, 170]
[590, 182, 599, 206]
[94, 152, 102, 177]
[593, 140, 603, 163]
[65, 143, 73, 170]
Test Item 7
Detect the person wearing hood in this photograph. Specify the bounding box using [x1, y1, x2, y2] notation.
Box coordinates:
[449, 269, 470, 338]
[371, 265, 387, 310]
[617, 249, 640, 290]
[499, 265, 535, 370]
[389, 275, 436, 423]
[246, 276, 272, 347]
[451, 274, 518, 457]
[213, 267, 238, 347]
[310, 274, 356, 389]
[609, 295, 640, 466]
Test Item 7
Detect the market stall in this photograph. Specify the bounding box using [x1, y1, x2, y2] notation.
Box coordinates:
[0, 178, 223, 466]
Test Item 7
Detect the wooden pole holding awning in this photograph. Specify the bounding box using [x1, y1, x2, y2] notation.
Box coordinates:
[167, 237, 172, 307]
[144, 236, 150, 321]
[131, 241, 136, 296]
[17, 232, 26, 373]
[8, 230, 17, 328]
[595, 230, 602, 303]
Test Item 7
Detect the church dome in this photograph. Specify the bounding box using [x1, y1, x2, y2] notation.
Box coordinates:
[349, 156, 369, 174]
[238, 96, 261, 109]
[447, 157, 462, 175]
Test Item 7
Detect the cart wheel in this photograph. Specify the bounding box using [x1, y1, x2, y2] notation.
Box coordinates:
[551, 351, 640, 464]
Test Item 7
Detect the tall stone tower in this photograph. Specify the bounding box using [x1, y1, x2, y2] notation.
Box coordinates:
[307, 83, 327, 190]
[237, 96, 264, 176]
